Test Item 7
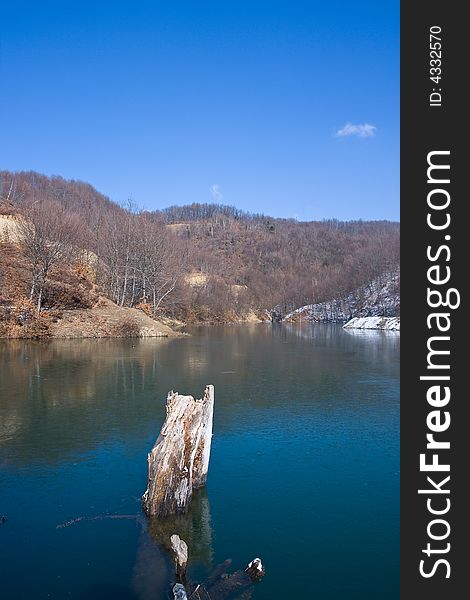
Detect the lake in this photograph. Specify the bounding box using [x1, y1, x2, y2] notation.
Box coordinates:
[0, 324, 399, 599]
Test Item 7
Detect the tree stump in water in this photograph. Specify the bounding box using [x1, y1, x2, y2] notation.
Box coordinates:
[172, 583, 188, 600]
[170, 534, 188, 580]
[244, 558, 265, 582]
[142, 385, 214, 517]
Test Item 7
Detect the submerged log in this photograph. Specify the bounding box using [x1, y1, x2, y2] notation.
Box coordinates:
[202, 557, 265, 600]
[142, 385, 214, 517]
[206, 559, 233, 588]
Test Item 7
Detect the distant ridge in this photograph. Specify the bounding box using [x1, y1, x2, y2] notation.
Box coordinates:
[1, 170, 399, 327]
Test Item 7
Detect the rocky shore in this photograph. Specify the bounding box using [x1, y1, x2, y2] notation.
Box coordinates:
[343, 316, 400, 331]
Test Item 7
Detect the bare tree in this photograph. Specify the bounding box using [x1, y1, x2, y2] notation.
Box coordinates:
[17, 199, 79, 314]
[139, 219, 186, 317]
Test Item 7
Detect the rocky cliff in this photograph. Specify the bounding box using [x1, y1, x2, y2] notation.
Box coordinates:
[283, 269, 400, 323]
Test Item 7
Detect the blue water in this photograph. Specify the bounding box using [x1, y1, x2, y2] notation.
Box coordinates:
[0, 324, 399, 599]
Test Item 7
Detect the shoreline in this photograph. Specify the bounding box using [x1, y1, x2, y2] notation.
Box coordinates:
[1, 311, 401, 340]
[343, 316, 400, 331]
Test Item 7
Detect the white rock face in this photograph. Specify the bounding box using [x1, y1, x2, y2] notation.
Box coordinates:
[343, 316, 400, 331]
[283, 269, 400, 323]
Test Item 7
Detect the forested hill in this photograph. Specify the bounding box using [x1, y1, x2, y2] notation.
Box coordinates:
[0, 171, 399, 325]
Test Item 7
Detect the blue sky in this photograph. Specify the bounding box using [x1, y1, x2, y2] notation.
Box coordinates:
[0, 1, 399, 221]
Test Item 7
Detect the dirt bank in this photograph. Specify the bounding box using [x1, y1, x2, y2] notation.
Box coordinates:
[48, 297, 181, 338]
[0, 296, 183, 339]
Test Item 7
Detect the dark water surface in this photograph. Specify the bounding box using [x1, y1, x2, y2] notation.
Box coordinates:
[0, 324, 399, 599]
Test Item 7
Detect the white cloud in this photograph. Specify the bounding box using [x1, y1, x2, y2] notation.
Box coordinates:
[210, 184, 223, 201]
[336, 123, 377, 138]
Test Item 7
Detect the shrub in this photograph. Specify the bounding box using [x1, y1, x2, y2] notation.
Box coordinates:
[42, 281, 95, 309]
[113, 318, 140, 338]
[0, 298, 51, 339]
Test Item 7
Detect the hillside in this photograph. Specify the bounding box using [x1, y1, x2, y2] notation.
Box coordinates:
[0, 171, 400, 335]
[284, 270, 400, 323]
[0, 240, 179, 338]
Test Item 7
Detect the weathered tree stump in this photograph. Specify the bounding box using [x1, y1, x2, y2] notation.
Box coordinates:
[170, 534, 188, 580]
[172, 583, 188, 600]
[142, 385, 214, 517]
[244, 558, 265, 582]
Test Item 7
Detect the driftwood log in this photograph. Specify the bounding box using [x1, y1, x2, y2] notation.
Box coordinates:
[142, 385, 214, 517]
[205, 557, 265, 599]
[171, 550, 265, 600]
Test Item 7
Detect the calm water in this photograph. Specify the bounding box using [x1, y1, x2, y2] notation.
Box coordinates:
[0, 324, 399, 599]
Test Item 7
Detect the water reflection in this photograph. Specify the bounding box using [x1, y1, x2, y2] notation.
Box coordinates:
[148, 488, 213, 567]
[0, 325, 399, 599]
[132, 528, 171, 600]
[0, 338, 173, 464]
[343, 326, 400, 340]
[132, 489, 213, 599]
[0, 325, 399, 467]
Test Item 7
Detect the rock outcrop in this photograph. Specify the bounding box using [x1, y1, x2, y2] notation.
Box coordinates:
[284, 269, 400, 323]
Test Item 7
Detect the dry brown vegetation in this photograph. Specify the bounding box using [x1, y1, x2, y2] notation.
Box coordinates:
[0, 170, 400, 332]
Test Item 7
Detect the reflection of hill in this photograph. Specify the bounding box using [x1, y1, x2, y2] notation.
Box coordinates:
[0, 338, 174, 465]
[179, 323, 400, 421]
[0, 325, 399, 467]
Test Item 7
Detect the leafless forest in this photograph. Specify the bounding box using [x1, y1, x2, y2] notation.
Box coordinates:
[0, 171, 399, 327]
